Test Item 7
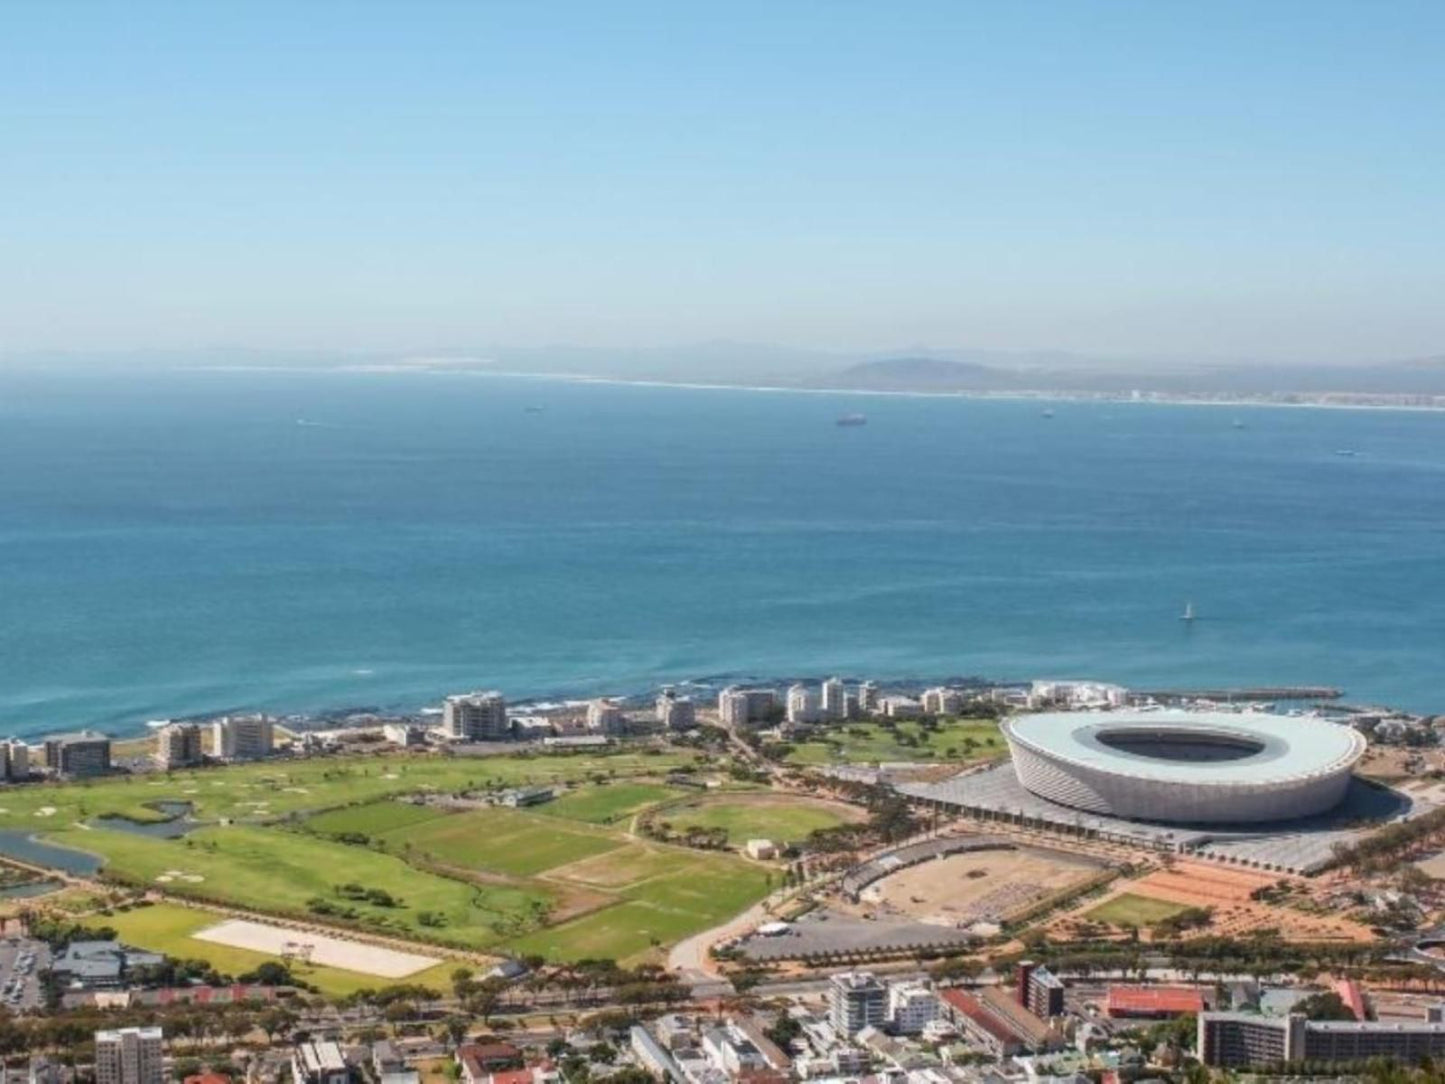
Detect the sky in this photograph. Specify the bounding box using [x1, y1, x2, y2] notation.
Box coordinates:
[3, 1, 1444, 363]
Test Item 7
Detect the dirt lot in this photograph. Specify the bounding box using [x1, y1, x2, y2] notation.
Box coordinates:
[1050, 860, 1375, 944]
[852, 846, 1102, 927]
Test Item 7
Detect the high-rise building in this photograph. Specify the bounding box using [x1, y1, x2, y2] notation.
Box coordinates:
[656, 688, 697, 730]
[785, 684, 818, 724]
[718, 687, 751, 726]
[921, 687, 966, 716]
[821, 677, 846, 720]
[719, 687, 776, 726]
[1018, 961, 1065, 1019]
[858, 681, 880, 714]
[211, 714, 275, 761]
[94, 1026, 163, 1084]
[442, 692, 509, 741]
[888, 981, 938, 1034]
[829, 971, 887, 1036]
[155, 723, 203, 769]
[43, 732, 111, 779]
[586, 698, 626, 734]
[3, 741, 29, 782]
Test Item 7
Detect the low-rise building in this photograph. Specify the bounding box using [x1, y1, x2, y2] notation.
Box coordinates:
[383, 723, 425, 747]
[1106, 986, 1205, 1019]
[51, 941, 164, 990]
[95, 1027, 163, 1084]
[744, 839, 778, 860]
[292, 1040, 348, 1084]
[456, 1043, 523, 1084]
[498, 785, 554, 808]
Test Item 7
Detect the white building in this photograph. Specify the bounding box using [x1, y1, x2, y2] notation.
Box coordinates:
[880, 696, 922, 719]
[821, 677, 847, 720]
[719, 687, 777, 726]
[745, 839, 778, 860]
[383, 723, 425, 747]
[656, 689, 697, 730]
[211, 714, 274, 761]
[888, 982, 938, 1035]
[858, 681, 880, 714]
[587, 698, 626, 734]
[830, 971, 887, 1036]
[3, 740, 29, 782]
[442, 691, 509, 741]
[292, 1040, 349, 1084]
[786, 684, 818, 725]
[718, 687, 751, 726]
[920, 687, 965, 716]
[155, 723, 203, 769]
[94, 1026, 163, 1084]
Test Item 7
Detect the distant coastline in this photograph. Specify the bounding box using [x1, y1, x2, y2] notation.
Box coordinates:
[317, 363, 1445, 415]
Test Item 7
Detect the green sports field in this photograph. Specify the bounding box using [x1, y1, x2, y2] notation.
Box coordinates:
[1085, 892, 1190, 927]
[660, 795, 859, 845]
[537, 782, 678, 824]
[782, 718, 1006, 766]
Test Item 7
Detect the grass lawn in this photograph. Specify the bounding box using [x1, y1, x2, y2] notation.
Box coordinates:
[1086, 892, 1191, 927]
[537, 783, 678, 824]
[49, 823, 551, 949]
[549, 844, 682, 888]
[381, 807, 625, 877]
[511, 848, 771, 964]
[661, 796, 856, 845]
[307, 801, 449, 837]
[105, 902, 455, 997]
[0, 748, 697, 829]
[782, 718, 1006, 766]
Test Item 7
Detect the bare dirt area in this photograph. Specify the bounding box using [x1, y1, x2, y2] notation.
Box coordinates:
[1051, 860, 1375, 944]
[195, 918, 441, 978]
[849, 846, 1101, 927]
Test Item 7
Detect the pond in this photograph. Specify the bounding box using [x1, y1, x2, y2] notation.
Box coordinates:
[0, 879, 63, 900]
[90, 800, 199, 839]
[0, 831, 102, 876]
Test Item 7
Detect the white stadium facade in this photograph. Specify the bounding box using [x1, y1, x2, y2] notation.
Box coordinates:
[1003, 709, 1366, 825]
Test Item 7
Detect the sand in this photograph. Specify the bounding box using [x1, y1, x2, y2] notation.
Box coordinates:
[194, 918, 440, 978]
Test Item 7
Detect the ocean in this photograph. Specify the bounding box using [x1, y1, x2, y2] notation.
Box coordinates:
[2, 366, 1444, 738]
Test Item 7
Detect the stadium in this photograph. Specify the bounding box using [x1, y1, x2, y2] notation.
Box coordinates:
[1003, 710, 1366, 825]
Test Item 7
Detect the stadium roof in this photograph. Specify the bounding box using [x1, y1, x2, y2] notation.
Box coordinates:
[1004, 709, 1364, 786]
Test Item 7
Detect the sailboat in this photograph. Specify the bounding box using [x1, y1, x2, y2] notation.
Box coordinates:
[1180, 601, 1196, 622]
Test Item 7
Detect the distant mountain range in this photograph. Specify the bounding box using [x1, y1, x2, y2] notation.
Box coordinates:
[808, 353, 1445, 397]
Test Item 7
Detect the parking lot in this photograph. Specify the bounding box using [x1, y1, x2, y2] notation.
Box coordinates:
[0, 938, 50, 1011]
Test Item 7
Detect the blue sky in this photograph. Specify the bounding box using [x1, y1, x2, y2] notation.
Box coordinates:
[3, 1, 1444, 362]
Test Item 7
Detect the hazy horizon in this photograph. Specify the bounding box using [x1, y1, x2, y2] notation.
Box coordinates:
[4, 2, 1445, 363]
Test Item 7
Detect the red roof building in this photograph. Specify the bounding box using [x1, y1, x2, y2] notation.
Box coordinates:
[1334, 978, 1367, 1021]
[1106, 986, 1206, 1019]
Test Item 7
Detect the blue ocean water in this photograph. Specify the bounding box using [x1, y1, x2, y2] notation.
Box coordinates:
[2, 367, 1444, 737]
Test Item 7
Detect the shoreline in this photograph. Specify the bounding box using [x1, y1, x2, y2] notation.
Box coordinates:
[238, 363, 1445, 416]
